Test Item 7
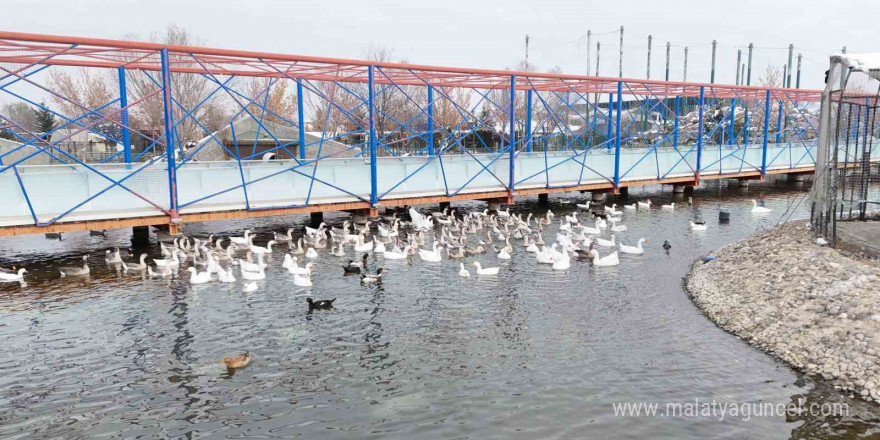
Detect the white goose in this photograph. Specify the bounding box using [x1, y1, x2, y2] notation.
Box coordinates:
[123, 254, 148, 272]
[354, 235, 373, 252]
[471, 261, 500, 275]
[418, 242, 443, 262]
[619, 238, 648, 255]
[217, 266, 236, 283]
[187, 267, 212, 284]
[458, 263, 470, 277]
[293, 271, 313, 287]
[104, 248, 122, 264]
[291, 238, 306, 255]
[595, 235, 616, 247]
[153, 251, 180, 269]
[147, 265, 171, 278]
[590, 249, 620, 266]
[579, 224, 602, 235]
[661, 202, 675, 210]
[689, 220, 708, 231]
[551, 250, 571, 270]
[305, 247, 319, 259]
[751, 200, 773, 213]
[59, 255, 90, 277]
[373, 237, 386, 253]
[383, 244, 409, 260]
[637, 199, 652, 208]
[498, 246, 511, 260]
[239, 253, 265, 272]
[609, 219, 628, 232]
[0, 268, 27, 282]
[249, 238, 276, 255]
[624, 203, 637, 210]
[242, 282, 258, 292]
[288, 260, 315, 276]
[240, 264, 266, 281]
[229, 230, 251, 246]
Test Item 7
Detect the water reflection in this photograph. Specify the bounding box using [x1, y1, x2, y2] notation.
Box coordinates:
[0, 179, 877, 439]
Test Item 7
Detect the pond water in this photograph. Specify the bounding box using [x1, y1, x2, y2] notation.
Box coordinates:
[1, 178, 879, 439]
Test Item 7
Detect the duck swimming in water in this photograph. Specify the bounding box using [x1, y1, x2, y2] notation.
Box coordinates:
[220, 352, 252, 369]
[307, 298, 336, 310]
[662, 240, 672, 250]
[361, 268, 385, 283]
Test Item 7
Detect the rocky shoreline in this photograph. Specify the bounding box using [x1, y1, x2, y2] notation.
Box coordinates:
[686, 221, 880, 403]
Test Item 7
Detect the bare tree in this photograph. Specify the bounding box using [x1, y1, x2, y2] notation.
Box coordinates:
[0, 102, 38, 135]
[47, 69, 115, 121]
[245, 78, 296, 126]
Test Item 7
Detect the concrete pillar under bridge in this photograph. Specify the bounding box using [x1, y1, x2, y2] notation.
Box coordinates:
[481, 196, 514, 213]
[310, 211, 324, 227]
[590, 191, 607, 202]
[538, 193, 549, 205]
[132, 225, 150, 246]
[672, 184, 696, 194]
[788, 173, 808, 183]
[737, 178, 751, 188]
[346, 208, 378, 225]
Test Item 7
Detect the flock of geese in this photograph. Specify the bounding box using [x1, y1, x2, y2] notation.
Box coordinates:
[0, 198, 776, 294]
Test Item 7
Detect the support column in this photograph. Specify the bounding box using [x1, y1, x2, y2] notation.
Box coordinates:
[695, 86, 705, 182]
[310, 211, 324, 226]
[117, 66, 131, 166]
[618, 186, 629, 197]
[159, 48, 179, 219]
[427, 85, 434, 155]
[591, 191, 607, 202]
[525, 89, 533, 153]
[760, 89, 771, 176]
[538, 193, 549, 205]
[131, 225, 150, 246]
[672, 184, 686, 193]
[368, 66, 378, 206]
[607, 93, 614, 145]
[508, 75, 516, 192]
[297, 79, 306, 160]
[737, 178, 750, 187]
[438, 201, 451, 210]
[613, 81, 623, 188]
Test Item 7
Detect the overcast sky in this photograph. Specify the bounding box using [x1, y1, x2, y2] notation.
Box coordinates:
[3, 0, 877, 90]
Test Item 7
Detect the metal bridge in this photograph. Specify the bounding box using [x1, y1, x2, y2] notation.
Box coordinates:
[0, 31, 873, 237]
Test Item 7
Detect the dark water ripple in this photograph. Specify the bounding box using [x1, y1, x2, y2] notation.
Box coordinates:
[1, 179, 879, 439]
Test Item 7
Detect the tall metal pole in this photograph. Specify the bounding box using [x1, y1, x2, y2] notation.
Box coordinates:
[427, 85, 434, 155]
[746, 42, 754, 85]
[710, 40, 717, 83]
[296, 80, 305, 160]
[796, 53, 803, 89]
[586, 30, 591, 75]
[525, 35, 529, 63]
[786, 43, 794, 88]
[783, 65, 788, 88]
[647, 35, 652, 79]
[159, 48, 178, 216]
[596, 41, 601, 76]
[735, 49, 742, 85]
[683, 46, 689, 82]
[618, 26, 624, 78]
[117, 66, 131, 166]
[508, 75, 516, 191]
[367, 65, 377, 206]
[665, 41, 671, 81]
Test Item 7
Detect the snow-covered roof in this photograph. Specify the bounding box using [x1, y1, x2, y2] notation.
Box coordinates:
[831, 53, 880, 79]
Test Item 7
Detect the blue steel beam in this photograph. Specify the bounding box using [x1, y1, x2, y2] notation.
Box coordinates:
[160, 48, 179, 215]
[297, 80, 306, 160]
[508, 75, 516, 191]
[368, 65, 378, 206]
[613, 81, 623, 187]
[695, 87, 705, 179]
[761, 89, 771, 175]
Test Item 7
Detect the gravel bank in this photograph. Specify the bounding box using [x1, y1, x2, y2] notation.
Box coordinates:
[687, 221, 880, 403]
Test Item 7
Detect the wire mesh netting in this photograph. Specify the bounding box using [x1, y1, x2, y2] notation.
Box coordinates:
[811, 55, 880, 242]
